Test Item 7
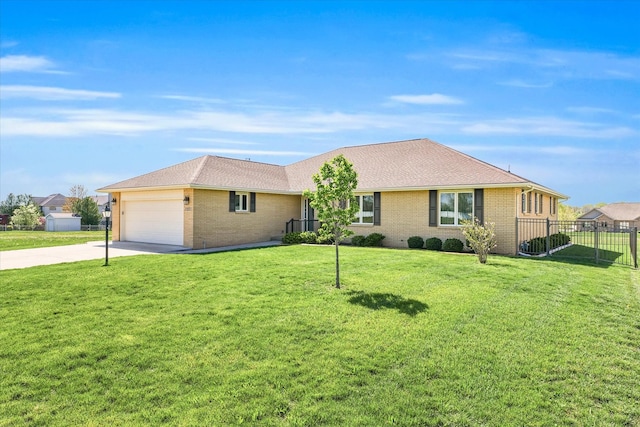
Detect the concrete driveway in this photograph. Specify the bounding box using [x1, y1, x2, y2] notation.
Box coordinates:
[0, 240, 282, 270]
[0, 241, 186, 270]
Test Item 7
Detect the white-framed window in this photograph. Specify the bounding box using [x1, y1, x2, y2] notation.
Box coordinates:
[235, 192, 249, 212]
[521, 191, 526, 214]
[439, 191, 473, 226]
[353, 194, 374, 224]
[619, 221, 630, 230]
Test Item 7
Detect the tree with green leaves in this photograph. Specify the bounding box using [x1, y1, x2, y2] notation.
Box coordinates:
[73, 197, 101, 225]
[64, 184, 89, 213]
[10, 203, 41, 230]
[303, 154, 359, 289]
[0, 193, 33, 215]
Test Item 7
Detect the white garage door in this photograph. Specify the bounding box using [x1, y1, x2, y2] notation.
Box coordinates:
[122, 199, 184, 245]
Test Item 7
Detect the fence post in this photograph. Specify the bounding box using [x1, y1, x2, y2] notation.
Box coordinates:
[631, 227, 638, 269]
[546, 218, 551, 256]
[594, 222, 599, 264]
[515, 217, 519, 256]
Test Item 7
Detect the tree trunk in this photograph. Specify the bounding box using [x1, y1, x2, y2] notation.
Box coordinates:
[335, 239, 340, 288]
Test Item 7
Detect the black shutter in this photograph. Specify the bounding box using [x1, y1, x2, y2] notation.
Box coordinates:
[229, 191, 235, 212]
[474, 189, 484, 224]
[429, 190, 437, 227]
[373, 192, 381, 225]
[250, 192, 256, 212]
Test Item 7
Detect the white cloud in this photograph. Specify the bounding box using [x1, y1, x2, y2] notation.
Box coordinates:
[1, 40, 19, 49]
[389, 94, 464, 105]
[0, 104, 634, 141]
[186, 137, 258, 145]
[0, 108, 396, 137]
[176, 148, 312, 156]
[160, 95, 225, 104]
[0, 85, 121, 100]
[450, 144, 593, 156]
[0, 55, 64, 73]
[499, 80, 552, 88]
[462, 117, 636, 139]
[566, 106, 616, 115]
[447, 48, 640, 80]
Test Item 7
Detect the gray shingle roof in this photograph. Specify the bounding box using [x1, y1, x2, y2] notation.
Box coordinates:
[98, 138, 566, 197]
[33, 193, 67, 207]
[580, 203, 640, 221]
[100, 155, 289, 192]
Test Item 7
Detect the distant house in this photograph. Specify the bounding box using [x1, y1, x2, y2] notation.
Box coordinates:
[90, 195, 110, 212]
[578, 203, 640, 231]
[32, 193, 67, 216]
[98, 138, 567, 255]
[45, 213, 81, 232]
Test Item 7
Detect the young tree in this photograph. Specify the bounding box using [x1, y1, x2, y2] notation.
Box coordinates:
[10, 203, 41, 230]
[64, 184, 89, 213]
[303, 155, 359, 289]
[0, 193, 33, 215]
[74, 197, 101, 225]
[461, 218, 498, 264]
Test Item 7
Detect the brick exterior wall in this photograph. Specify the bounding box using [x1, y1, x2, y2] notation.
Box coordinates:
[349, 189, 520, 255]
[112, 186, 561, 255]
[484, 188, 518, 255]
[190, 189, 300, 249]
[514, 190, 561, 247]
[346, 188, 559, 255]
[111, 191, 121, 241]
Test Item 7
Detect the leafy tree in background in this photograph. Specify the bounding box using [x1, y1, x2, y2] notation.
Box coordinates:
[73, 197, 101, 225]
[10, 204, 41, 229]
[303, 155, 358, 289]
[0, 193, 33, 215]
[64, 185, 89, 213]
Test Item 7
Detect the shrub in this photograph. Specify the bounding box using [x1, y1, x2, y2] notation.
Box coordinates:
[425, 237, 443, 251]
[528, 237, 546, 253]
[461, 218, 498, 264]
[282, 232, 302, 244]
[407, 236, 424, 249]
[364, 232, 385, 247]
[299, 231, 317, 244]
[442, 238, 464, 253]
[351, 235, 366, 247]
[550, 233, 570, 248]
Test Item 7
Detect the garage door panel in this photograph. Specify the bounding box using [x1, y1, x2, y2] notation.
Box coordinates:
[122, 200, 183, 245]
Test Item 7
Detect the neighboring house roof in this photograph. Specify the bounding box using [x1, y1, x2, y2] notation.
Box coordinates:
[98, 138, 567, 197]
[579, 202, 640, 221]
[33, 193, 67, 207]
[90, 195, 109, 206]
[45, 213, 79, 219]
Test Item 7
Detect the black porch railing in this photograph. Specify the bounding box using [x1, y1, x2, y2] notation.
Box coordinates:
[285, 218, 320, 234]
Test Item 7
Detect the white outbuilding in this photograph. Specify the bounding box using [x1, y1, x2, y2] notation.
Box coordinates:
[45, 213, 81, 232]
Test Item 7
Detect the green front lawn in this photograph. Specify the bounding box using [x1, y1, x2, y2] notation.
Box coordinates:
[0, 230, 110, 251]
[1, 246, 639, 425]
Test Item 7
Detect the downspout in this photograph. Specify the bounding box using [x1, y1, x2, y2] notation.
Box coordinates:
[516, 185, 534, 255]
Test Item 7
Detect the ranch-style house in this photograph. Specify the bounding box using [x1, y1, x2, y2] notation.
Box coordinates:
[98, 138, 567, 255]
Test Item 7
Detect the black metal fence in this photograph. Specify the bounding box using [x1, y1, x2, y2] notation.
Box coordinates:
[517, 218, 638, 268]
[285, 219, 319, 234]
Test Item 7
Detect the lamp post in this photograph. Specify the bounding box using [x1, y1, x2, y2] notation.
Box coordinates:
[102, 204, 111, 266]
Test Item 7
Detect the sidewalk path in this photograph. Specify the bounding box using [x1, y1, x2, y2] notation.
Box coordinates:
[0, 240, 281, 270]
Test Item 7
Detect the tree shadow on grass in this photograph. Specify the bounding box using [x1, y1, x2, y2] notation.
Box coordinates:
[346, 291, 428, 317]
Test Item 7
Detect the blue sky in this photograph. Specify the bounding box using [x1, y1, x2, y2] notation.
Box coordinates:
[1, 0, 638, 206]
